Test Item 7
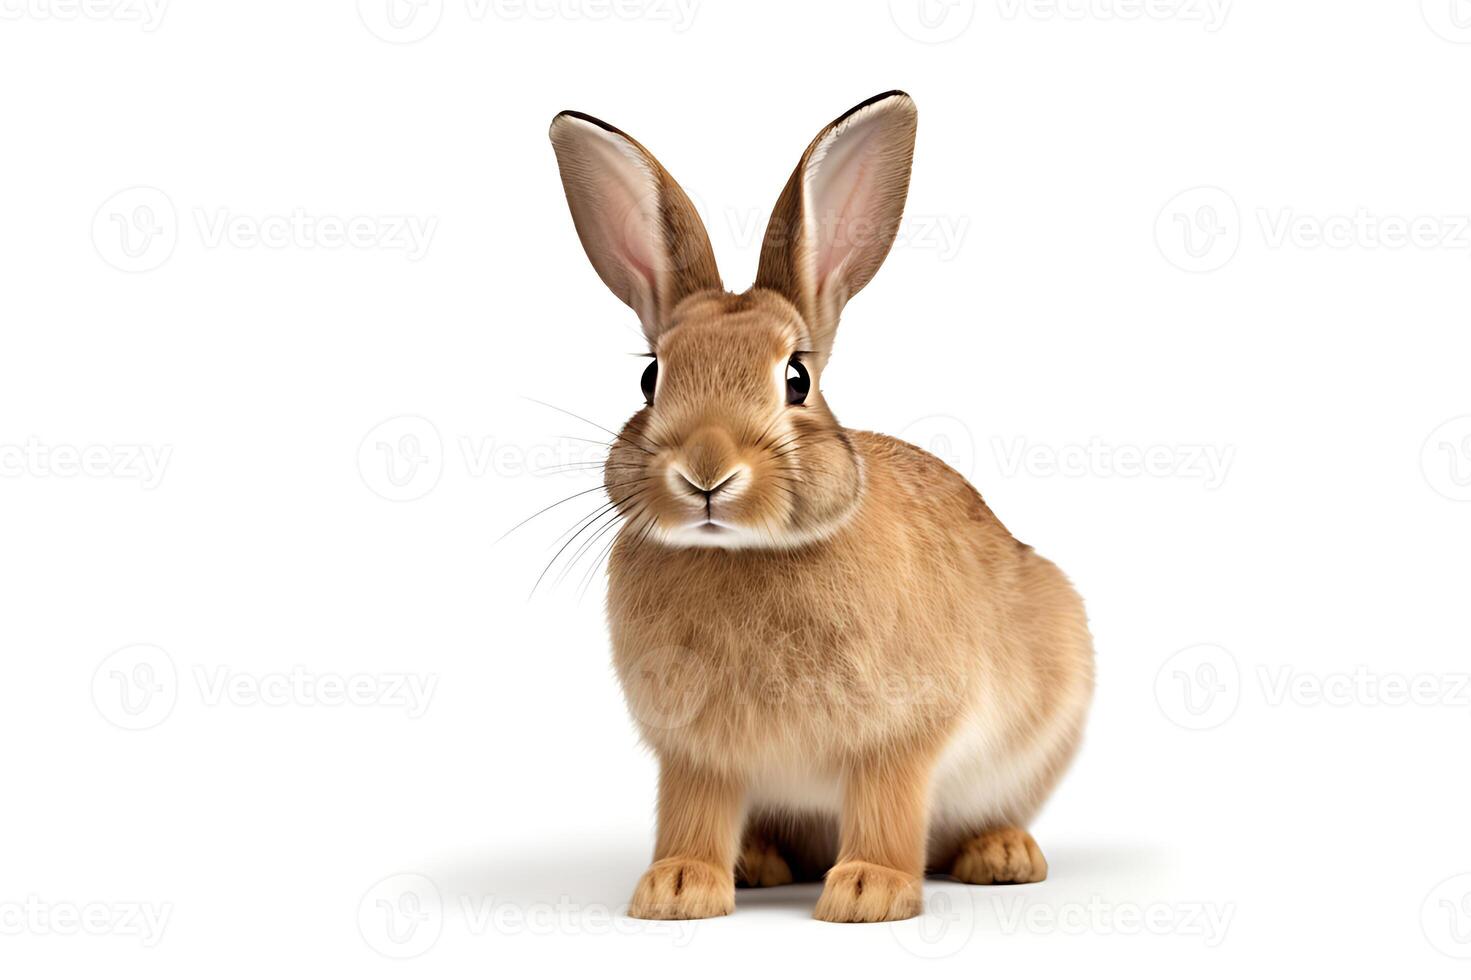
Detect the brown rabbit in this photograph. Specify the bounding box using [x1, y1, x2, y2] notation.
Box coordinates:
[548, 91, 1094, 923]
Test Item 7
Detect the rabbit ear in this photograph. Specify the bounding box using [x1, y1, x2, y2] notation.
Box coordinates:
[756, 91, 917, 357]
[550, 111, 722, 342]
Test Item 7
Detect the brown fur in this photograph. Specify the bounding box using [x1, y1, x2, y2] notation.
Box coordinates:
[549, 93, 1095, 923]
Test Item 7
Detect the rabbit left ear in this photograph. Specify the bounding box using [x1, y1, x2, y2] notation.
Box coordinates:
[755, 92, 918, 359]
[549, 111, 723, 342]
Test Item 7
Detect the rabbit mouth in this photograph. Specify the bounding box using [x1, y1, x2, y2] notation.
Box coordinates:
[671, 517, 733, 539]
[658, 516, 763, 549]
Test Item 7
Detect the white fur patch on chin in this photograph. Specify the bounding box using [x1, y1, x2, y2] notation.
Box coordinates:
[647, 513, 856, 552]
[657, 521, 786, 551]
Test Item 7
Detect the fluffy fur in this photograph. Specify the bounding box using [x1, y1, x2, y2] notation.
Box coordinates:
[549, 92, 1094, 923]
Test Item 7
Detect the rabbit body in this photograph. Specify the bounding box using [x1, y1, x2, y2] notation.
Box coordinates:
[550, 92, 1094, 922]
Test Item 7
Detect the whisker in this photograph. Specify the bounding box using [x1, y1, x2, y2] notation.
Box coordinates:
[531, 462, 609, 476]
[522, 396, 659, 456]
[556, 503, 631, 588]
[628, 507, 661, 554]
[495, 476, 650, 544]
[559, 434, 622, 450]
[531, 487, 648, 597]
[575, 503, 644, 599]
[546, 490, 635, 551]
[575, 537, 618, 601]
[554, 528, 616, 590]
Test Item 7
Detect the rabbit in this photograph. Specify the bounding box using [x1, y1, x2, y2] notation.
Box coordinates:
[548, 91, 1094, 923]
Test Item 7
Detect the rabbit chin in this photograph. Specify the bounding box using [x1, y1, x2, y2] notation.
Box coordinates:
[649, 511, 859, 552]
[656, 519, 788, 551]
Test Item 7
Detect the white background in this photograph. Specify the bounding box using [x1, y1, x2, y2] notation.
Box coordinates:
[3, 0, 1470, 975]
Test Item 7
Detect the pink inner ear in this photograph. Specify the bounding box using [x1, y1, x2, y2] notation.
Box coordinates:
[616, 229, 657, 294]
[807, 122, 883, 295]
[582, 129, 663, 313]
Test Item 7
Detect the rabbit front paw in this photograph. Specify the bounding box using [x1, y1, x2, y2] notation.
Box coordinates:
[813, 861, 922, 923]
[627, 857, 734, 920]
[949, 827, 1048, 884]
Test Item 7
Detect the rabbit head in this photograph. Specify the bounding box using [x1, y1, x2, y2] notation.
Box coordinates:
[549, 92, 917, 549]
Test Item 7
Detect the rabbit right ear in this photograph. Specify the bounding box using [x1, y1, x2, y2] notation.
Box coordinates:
[755, 92, 917, 362]
[549, 111, 723, 342]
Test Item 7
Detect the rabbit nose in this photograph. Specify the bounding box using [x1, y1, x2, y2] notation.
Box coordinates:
[670, 465, 742, 503]
[676, 426, 739, 488]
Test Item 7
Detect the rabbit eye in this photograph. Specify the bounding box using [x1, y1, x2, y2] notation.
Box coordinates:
[640, 359, 658, 404]
[785, 357, 810, 405]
